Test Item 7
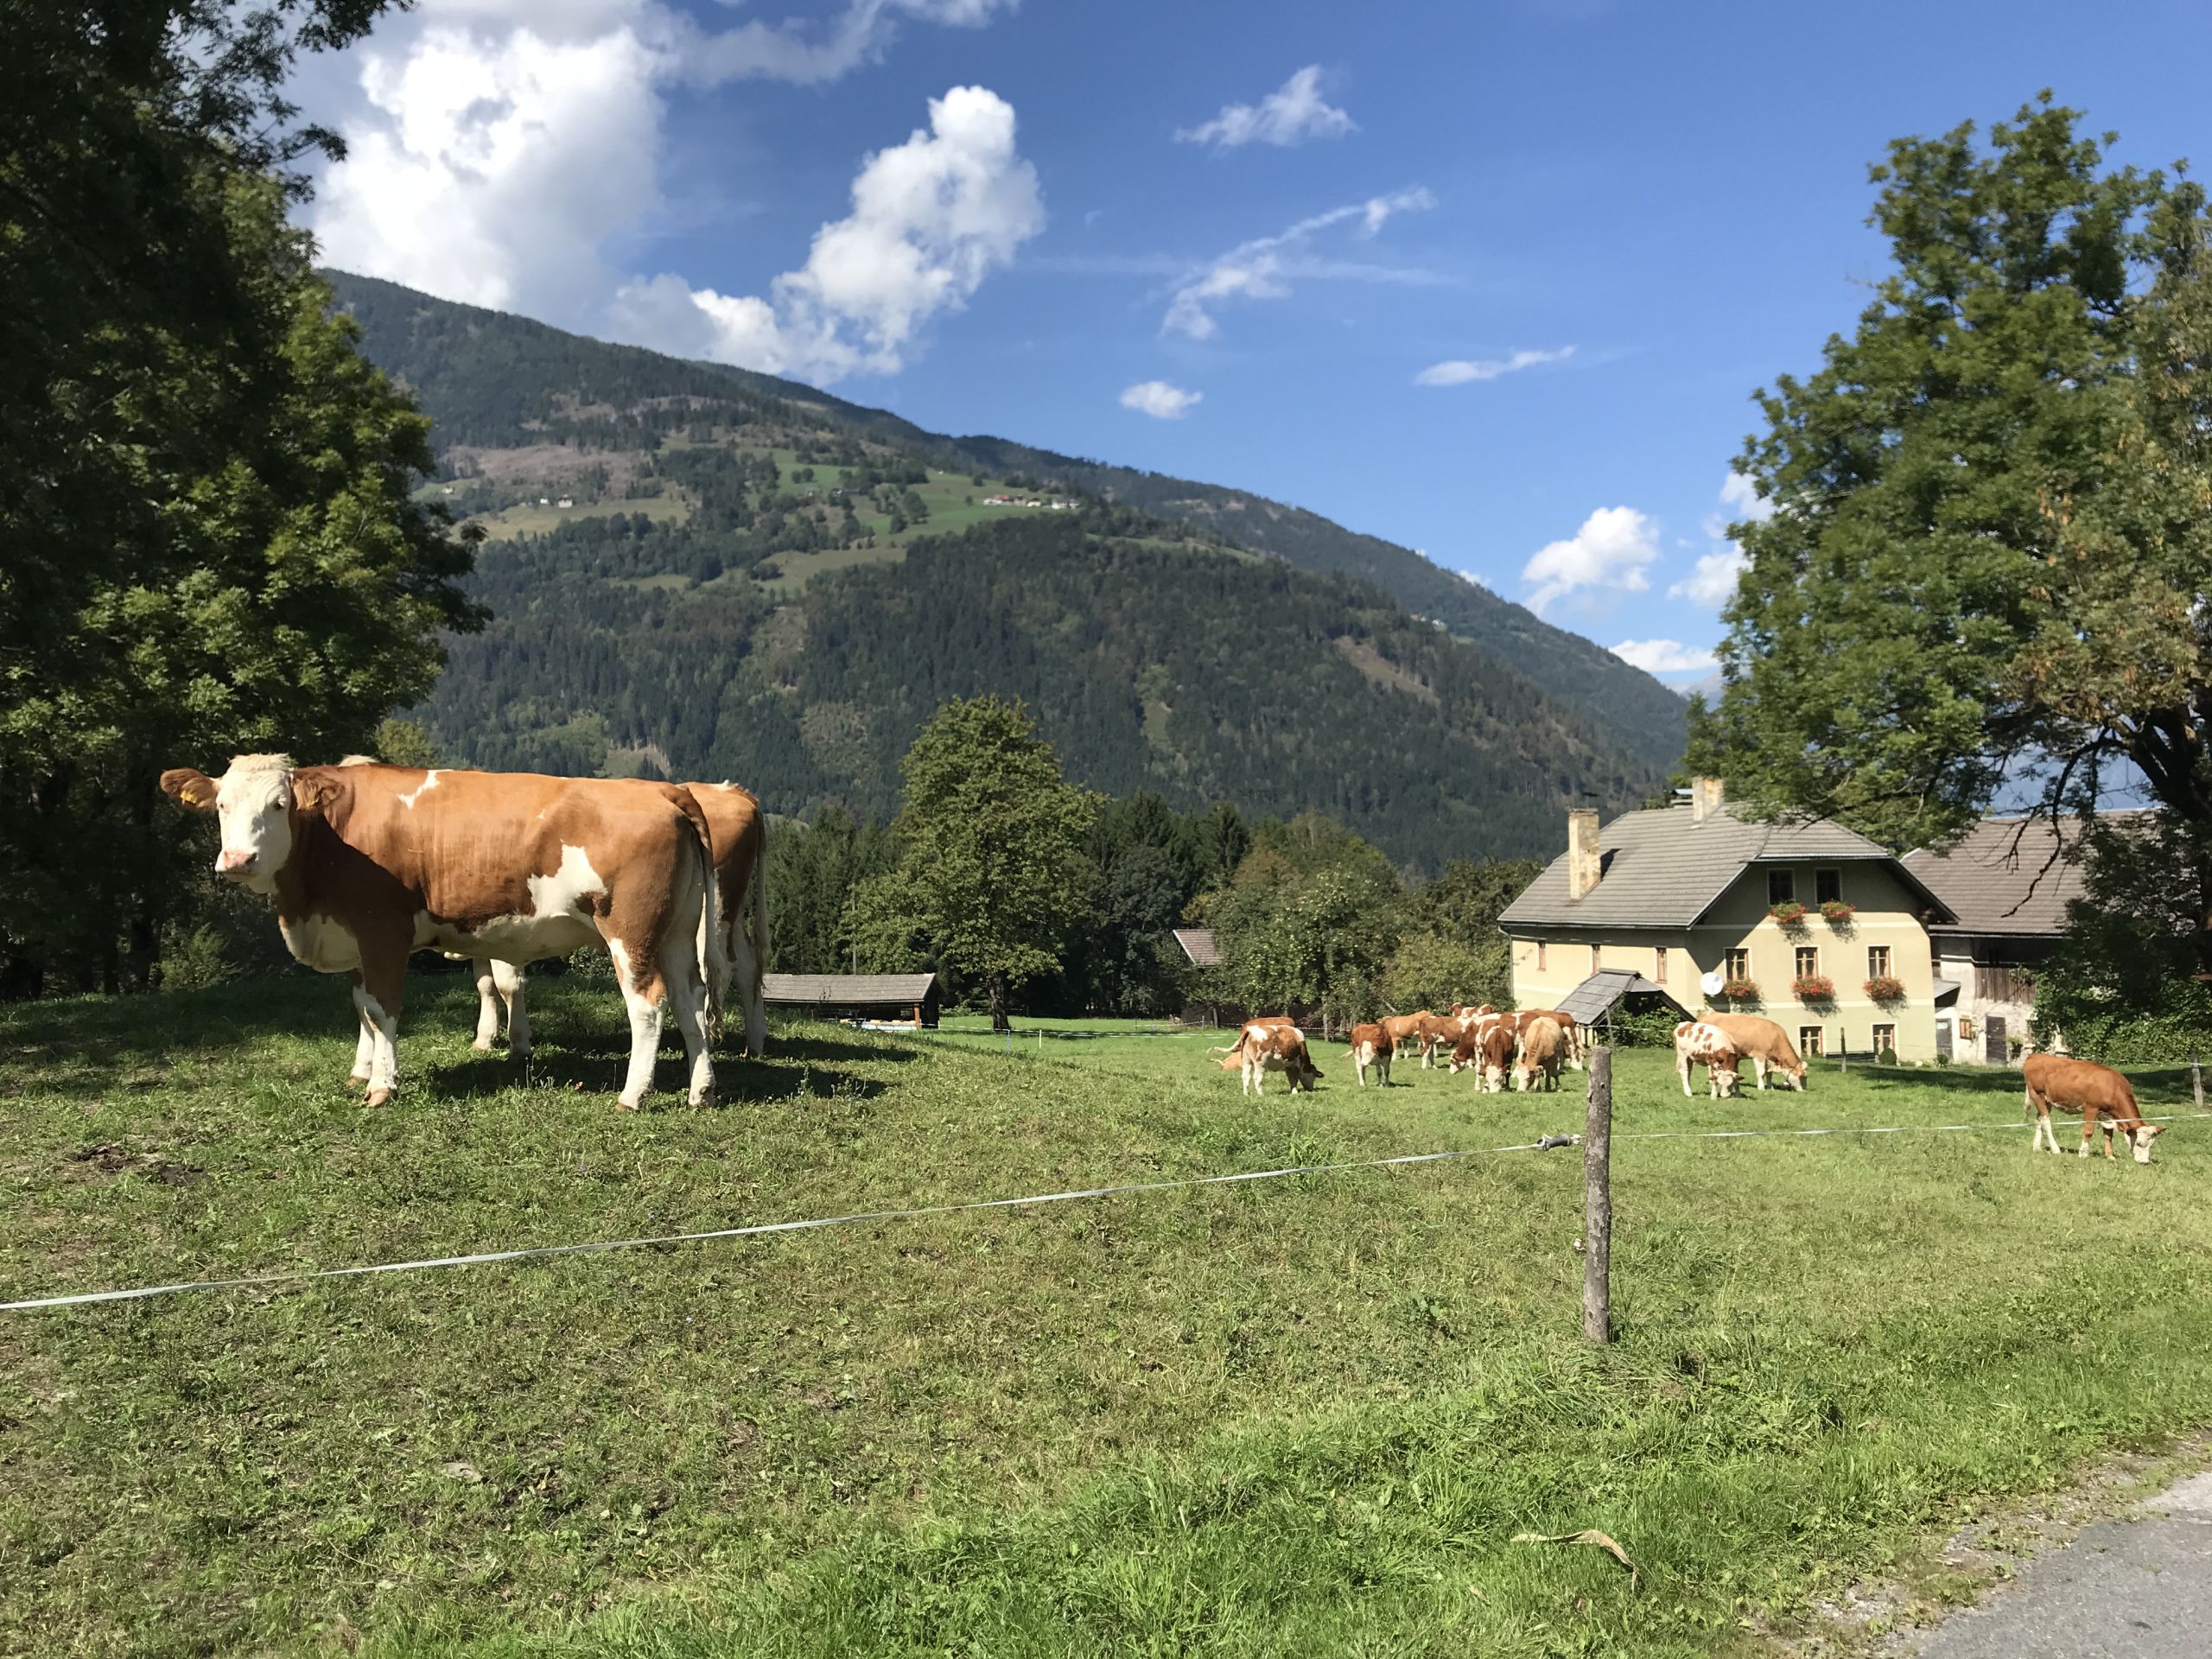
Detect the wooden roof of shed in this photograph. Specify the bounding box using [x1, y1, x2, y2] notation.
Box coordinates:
[762, 973, 937, 1005]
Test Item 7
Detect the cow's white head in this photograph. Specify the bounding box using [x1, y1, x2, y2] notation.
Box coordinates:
[2130, 1122, 2167, 1164]
[1783, 1062, 1808, 1091]
[160, 754, 315, 894]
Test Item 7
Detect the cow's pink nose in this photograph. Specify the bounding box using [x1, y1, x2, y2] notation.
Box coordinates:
[217, 849, 257, 874]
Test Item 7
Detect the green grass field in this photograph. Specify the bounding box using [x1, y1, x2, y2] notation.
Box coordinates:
[3, 978, 2209, 1656]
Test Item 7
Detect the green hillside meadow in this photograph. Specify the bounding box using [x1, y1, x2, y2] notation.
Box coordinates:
[4, 977, 2209, 1656]
[326, 271, 1684, 868]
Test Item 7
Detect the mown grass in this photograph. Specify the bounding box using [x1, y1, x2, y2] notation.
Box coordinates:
[2, 977, 2208, 1656]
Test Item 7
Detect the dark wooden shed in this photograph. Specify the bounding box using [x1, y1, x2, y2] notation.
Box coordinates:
[762, 972, 941, 1028]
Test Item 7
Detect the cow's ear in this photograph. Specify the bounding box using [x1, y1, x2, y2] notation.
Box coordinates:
[291, 774, 325, 813]
[160, 769, 218, 811]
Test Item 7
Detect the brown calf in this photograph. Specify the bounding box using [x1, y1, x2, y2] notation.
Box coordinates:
[1345, 1022, 1394, 1087]
[2024, 1053, 2166, 1163]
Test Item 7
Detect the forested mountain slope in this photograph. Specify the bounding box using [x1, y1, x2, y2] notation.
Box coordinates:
[327, 271, 1681, 867]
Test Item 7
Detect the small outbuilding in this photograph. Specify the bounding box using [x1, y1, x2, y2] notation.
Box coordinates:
[762, 972, 940, 1028]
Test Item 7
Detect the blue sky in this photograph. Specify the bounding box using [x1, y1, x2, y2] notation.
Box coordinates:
[300, 0, 2212, 683]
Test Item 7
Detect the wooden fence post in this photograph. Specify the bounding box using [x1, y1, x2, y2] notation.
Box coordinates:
[2193, 1051, 2204, 1112]
[1584, 1046, 1613, 1345]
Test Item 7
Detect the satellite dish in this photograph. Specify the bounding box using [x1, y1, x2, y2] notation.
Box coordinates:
[1700, 970, 1726, 998]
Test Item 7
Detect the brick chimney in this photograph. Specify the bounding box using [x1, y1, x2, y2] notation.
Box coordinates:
[1567, 808, 1602, 901]
[1690, 776, 1726, 823]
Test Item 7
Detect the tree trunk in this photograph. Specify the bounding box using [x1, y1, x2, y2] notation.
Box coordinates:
[989, 972, 1010, 1033]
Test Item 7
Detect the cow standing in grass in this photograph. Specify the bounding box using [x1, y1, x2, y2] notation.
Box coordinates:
[1700, 1012, 1808, 1091]
[2024, 1053, 2167, 1163]
[1382, 1011, 1434, 1067]
[1451, 1020, 1516, 1093]
[161, 757, 723, 1111]
[1345, 1022, 1393, 1087]
[1675, 1020, 1743, 1099]
[1236, 1022, 1321, 1096]
[1513, 1016, 1567, 1091]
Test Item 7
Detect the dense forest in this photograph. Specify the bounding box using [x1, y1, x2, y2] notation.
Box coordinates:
[434, 514, 1656, 869]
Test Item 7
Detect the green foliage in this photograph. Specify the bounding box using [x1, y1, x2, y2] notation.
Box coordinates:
[1376, 931, 1504, 1015]
[843, 697, 1097, 1027]
[0, 6, 478, 995]
[2035, 813, 2212, 1061]
[371, 717, 442, 768]
[1689, 96, 2212, 932]
[1206, 820, 1402, 1022]
[766, 806, 894, 975]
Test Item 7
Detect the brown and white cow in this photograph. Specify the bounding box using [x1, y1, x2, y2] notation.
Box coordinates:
[1234, 1021, 1322, 1096]
[1506, 1007, 1585, 1071]
[1381, 1011, 1433, 1067]
[1345, 1021, 1394, 1087]
[453, 779, 771, 1065]
[1700, 1012, 1808, 1091]
[1413, 1013, 1459, 1066]
[2024, 1053, 2167, 1163]
[1675, 1020, 1743, 1099]
[1514, 1016, 1567, 1092]
[162, 757, 723, 1111]
[1450, 1020, 1516, 1092]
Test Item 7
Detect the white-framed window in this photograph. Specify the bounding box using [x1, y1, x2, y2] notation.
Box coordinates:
[1795, 946, 1820, 978]
[1867, 944, 1891, 978]
[1535, 939, 1547, 971]
[1768, 869, 1796, 906]
[1655, 945, 1668, 982]
[1725, 947, 1751, 982]
[1872, 1023, 1896, 1055]
[1815, 868, 1842, 906]
[1590, 944, 1601, 976]
[1799, 1026, 1825, 1057]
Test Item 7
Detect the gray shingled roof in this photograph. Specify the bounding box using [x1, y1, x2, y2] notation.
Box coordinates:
[1552, 969, 1688, 1025]
[1500, 804, 1952, 929]
[763, 974, 937, 1006]
[1901, 816, 2119, 937]
[1172, 928, 1220, 967]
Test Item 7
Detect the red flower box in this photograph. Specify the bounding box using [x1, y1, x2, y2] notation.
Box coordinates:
[1864, 975, 1906, 1002]
[1791, 974, 1835, 1002]
[1770, 901, 1807, 925]
[1820, 900, 1855, 924]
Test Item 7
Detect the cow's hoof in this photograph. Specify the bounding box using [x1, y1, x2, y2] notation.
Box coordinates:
[471, 1036, 496, 1054]
[689, 1090, 715, 1110]
[349, 1071, 372, 1087]
[365, 1087, 391, 1108]
[616, 1096, 643, 1113]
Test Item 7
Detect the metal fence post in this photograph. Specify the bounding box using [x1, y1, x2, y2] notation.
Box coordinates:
[1584, 1046, 1613, 1345]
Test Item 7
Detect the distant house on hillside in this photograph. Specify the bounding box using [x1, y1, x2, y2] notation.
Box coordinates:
[1901, 814, 2139, 1063]
[1500, 779, 1955, 1060]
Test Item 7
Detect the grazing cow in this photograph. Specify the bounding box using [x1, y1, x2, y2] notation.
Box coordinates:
[1700, 1013, 1808, 1091]
[454, 779, 772, 1065]
[1236, 1022, 1322, 1096]
[1507, 1007, 1585, 1071]
[1451, 1020, 1516, 1092]
[1381, 1011, 1433, 1066]
[1345, 1021, 1393, 1087]
[161, 757, 723, 1111]
[1674, 1020, 1743, 1099]
[1514, 1016, 1567, 1092]
[1210, 1014, 1297, 1067]
[1413, 1012, 1459, 1067]
[2024, 1054, 2167, 1163]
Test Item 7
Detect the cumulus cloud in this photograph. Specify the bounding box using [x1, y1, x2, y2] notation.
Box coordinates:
[1521, 506, 1660, 615]
[1414, 346, 1574, 387]
[308, 0, 1026, 379]
[1120, 380, 1202, 419]
[1176, 66, 1355, 149]
[1610, 639, 1718, 675]
[1162, 186, 1434, 340]
[1669, 472, 1772, 606]
[607, 86, 1042, 382]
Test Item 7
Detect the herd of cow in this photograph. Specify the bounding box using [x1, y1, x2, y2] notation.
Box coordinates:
[158, 754, 767, 1111]
[1211, 1003, 2169, 1166]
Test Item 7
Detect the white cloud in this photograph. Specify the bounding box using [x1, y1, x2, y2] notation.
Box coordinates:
[1120, 380, 1202, 419]
[308, 0, 1025, 379]
[1670, 472, 1770, 606]
[608, 86, 1042, 382]
[1717, 468, 1776, 524]
[1521, 506, 1660, 614]
[1669, 548, 1746, 607]
[1176, 66, 1355, 150]
[1414, 346, 1574, 387]
[1162, 187, 1434, 340]
[1610, 639, 1718, 675]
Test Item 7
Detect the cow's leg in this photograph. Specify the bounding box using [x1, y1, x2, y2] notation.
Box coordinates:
[733, 913, 766, 1060]
[1678, 1055, 1694, 1097]
[658, 929, 715, 1109]
[493, 959, 531, 1060]
[471, 959, 501, 1052]
[606, 938, 666, 1112]
[1751, 1057, 1770, 1090]
[348, 973, 375, 1084]
[353, 946, 407, 1108]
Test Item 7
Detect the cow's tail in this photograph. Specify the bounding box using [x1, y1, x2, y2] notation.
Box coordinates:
[688, 812, 728, 1044]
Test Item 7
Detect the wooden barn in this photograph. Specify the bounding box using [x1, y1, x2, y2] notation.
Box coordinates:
[762, 972, 941, 1028]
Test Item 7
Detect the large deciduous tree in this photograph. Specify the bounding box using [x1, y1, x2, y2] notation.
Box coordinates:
[1688, 95, 2212, 967]
[843, 697, 1096, 1030]
[1, 3, 480, 994]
